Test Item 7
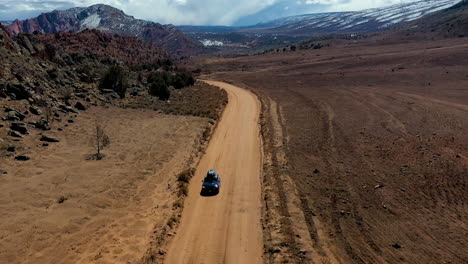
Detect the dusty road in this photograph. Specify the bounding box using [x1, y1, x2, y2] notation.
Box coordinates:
[164, 81, 264, 264]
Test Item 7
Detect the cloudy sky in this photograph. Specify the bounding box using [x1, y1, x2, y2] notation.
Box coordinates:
[0, 0, 417, 26]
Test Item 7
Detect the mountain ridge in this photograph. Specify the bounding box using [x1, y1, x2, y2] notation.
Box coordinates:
[4, 4, 203, 56]
[247, 0, 462, 35]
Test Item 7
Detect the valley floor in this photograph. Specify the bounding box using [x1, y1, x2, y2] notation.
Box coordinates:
[203, 37, 468, 263]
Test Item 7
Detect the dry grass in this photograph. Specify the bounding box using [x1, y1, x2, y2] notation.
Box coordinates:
[125, 81, 228, 120]
[177, 168, 196, 197]
[177, 168, 195, 183]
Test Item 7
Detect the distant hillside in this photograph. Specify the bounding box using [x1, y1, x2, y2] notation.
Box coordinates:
[247, 0, 461, 35]
[39, 29, 168, 67]
[398, 0, 468, 37]
[5, 4, 203, 56]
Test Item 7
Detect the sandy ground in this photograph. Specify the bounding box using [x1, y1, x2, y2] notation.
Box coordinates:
[164, 81, 264, 264]
[0, 106, 209, 264]
[203, 37, 468, 263]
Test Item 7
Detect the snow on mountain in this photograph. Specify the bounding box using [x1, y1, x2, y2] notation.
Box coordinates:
[256, 0, 461, 34]
[80, 13, 101, 30]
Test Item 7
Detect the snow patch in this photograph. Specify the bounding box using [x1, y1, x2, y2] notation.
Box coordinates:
[80, 13, 101, 29]
[200, 39, 224, 47]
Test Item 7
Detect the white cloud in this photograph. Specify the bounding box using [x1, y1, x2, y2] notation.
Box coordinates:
[0, 0, 423, 25]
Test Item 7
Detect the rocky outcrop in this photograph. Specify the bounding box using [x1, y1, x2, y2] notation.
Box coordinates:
[74, 101, 87, 111]
[40, 134, 60, 142]
[29, 106, 42, 115]
[34, 120, 50, 131]
[5, 109, 25, 121]
[39, 29, 168, 67]
[15, 155, 30, 161]
[5, 83, 33, 100]
[8, 130, 23, 138]
[10, 122, 28, 134]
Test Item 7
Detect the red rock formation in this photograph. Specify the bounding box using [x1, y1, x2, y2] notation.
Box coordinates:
[40, 29, 168, 67]
[4, 4, 203, 56]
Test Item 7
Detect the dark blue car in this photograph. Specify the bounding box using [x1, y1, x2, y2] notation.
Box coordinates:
[201, 169, 221, 195]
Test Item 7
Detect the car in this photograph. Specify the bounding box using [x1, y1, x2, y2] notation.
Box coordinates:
[201, 169, 221, 195]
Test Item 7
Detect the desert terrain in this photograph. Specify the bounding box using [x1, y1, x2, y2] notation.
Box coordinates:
[202, 36, 468, 263]
[1, 1, 468, 263]
[0, 106, 212, 264]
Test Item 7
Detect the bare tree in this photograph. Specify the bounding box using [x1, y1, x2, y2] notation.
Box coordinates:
[44, 105, 54, 125]
[91, 122, 110, 160]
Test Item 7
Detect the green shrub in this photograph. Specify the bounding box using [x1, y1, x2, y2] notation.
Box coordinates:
[172, 72, 195, 89]
[148, 71, 171, 85]
[313, 43, 323, 49]
[44, 43, 56, 59]
[147, 71, 195, 92]
[99, 65, 128, 98]
[148, 77, 170, 100]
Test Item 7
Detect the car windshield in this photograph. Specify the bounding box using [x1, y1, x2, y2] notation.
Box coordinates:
[205, 174, 218, 183]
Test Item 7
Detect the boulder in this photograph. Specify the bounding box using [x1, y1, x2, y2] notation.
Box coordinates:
[74, 101, 87, 111]
[59, 104, 78, 114]
[8, 130, 23, 138]
[15, 155, 30, 161]
[6, 110, 25, 121]
[34, 119, 50, 130]
[101, 89, 115, 94]
[29, 106, 42, 115]
[101, 89, 120, 100]
[0, 169, 7, 175]
[40, 134, 60, 143]
[10, 122, 28, 134]
[6, 83, 32, 100]
[391, 243, 402, 249]
[4, 106, 14, 112]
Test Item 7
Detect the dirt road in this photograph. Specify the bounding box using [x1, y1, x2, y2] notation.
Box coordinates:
[164, 81, 264, 264]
